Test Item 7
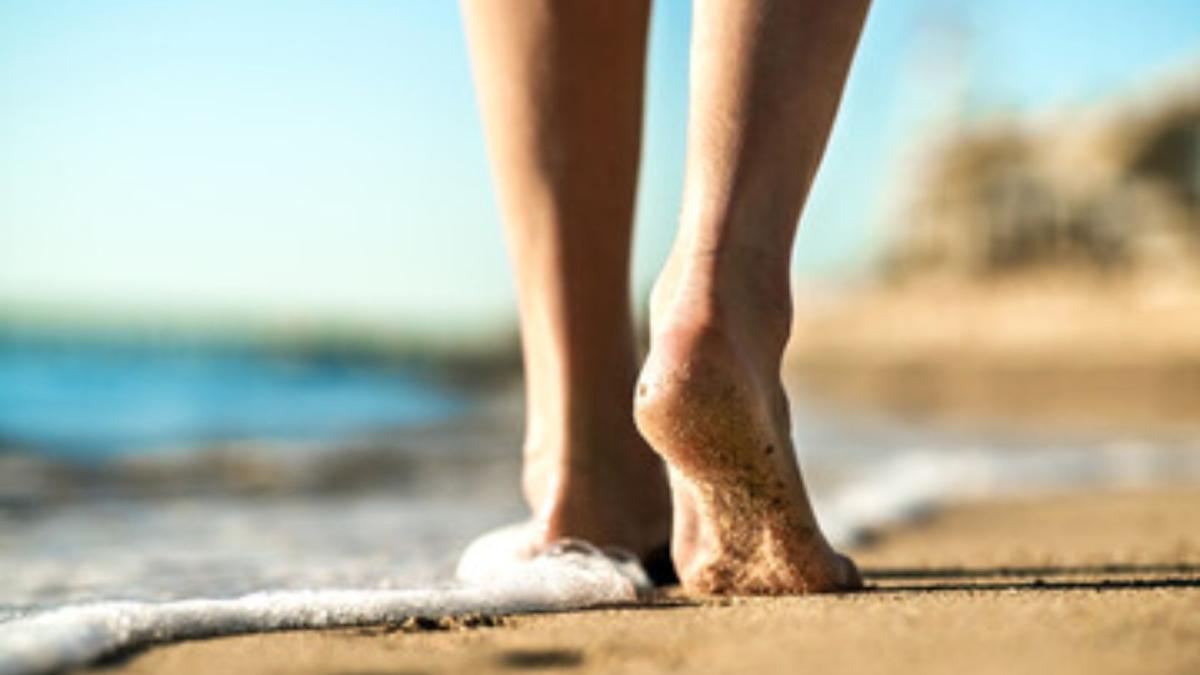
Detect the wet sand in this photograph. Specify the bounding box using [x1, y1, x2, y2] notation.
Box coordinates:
[95, 488, 1200, 675]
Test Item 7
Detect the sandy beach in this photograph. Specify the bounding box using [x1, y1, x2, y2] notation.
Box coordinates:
[92, 487, 1200, 675]
[788, 278, 1200, 437]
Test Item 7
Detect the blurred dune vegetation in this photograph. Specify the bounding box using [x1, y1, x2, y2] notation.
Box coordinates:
[789, 69, 1200, 433]
[885, 75, 1199, 280]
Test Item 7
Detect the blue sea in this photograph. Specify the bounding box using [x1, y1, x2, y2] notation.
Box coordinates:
[0, 333, 465, 460]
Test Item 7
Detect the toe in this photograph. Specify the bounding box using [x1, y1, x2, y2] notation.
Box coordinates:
[835, 553, 863, 591]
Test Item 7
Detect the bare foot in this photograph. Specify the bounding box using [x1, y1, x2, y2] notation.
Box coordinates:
[634, 262, 860, 594]
[522, 424, 672, 563]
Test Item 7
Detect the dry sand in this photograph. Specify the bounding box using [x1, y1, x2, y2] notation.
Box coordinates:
[787, 278, 1200, 435]
[94, 488, 1200, 675]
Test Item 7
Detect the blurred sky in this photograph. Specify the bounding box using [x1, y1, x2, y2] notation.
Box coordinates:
[2, 0, 1198, 335]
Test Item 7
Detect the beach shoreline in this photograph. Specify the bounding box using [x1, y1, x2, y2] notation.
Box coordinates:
[90, 487, 1200, 675]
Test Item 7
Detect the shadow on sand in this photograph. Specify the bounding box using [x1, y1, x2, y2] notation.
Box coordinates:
[861, 563, 1200, 593]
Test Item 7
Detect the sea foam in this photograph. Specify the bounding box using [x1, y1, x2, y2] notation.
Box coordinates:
[0, 543, 649, 675]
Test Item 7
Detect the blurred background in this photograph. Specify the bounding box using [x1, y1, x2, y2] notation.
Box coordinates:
[1, 0, 1198, 614]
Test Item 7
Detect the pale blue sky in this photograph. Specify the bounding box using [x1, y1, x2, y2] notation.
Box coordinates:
[2, 1, 1198, 334]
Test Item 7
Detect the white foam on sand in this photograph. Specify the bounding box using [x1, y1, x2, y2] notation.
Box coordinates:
[0, 543, 649, 675]
[3, 440, 1198, 675]
[814, 441, 1200, 547]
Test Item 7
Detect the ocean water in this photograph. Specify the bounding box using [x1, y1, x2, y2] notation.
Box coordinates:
[2, 336, 1199, 674]
[0, 335, 464, 460]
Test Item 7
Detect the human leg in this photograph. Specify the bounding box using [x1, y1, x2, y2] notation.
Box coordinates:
[461, 0, 670, 558]
[635, 0, 870, 593]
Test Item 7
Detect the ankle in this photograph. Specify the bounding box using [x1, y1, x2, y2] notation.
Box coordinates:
[520, 424, 659, 505]
[654, 233, 793, 332]
[654, 265, 793, 356]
